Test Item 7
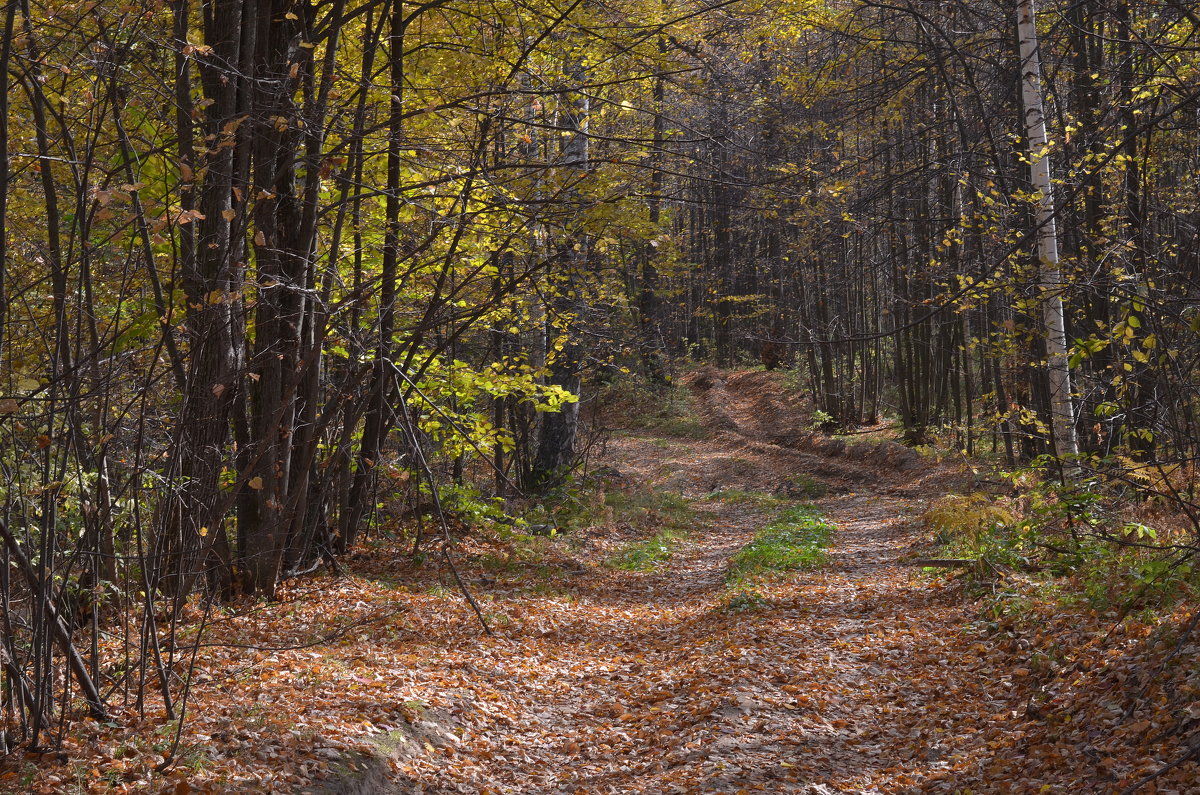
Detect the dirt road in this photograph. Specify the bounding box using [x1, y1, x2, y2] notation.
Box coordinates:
[393, 370, 995, 793]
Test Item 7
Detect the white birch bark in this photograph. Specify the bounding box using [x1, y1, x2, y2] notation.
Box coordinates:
[1017, 0, 1079, 461]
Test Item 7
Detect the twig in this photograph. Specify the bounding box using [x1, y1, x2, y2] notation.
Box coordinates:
[1118, 736, 1200, 794]
[905, 558, 977, 568]
[0, 518, 108, 720]
[1123, 607, 1200, 721]
[392, 374, 493, 637]
[155, 593, 216, 773]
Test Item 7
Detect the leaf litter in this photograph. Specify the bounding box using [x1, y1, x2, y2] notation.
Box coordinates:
[8, 369, 1200, 793]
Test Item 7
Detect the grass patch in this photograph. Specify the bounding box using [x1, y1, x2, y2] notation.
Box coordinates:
[727, 504, 834, 582]
[578, 485, 700, 574]
[608, 527, 685, 571]
[613, 381, 708, 439]
[603, 488, 698, 571]
[654, 415, 710, 439]
[780, 473, 829, 499]
[705, 488, 783, 507]
[521, 479, 695, 537]
[509, 483, 700, 574]
[606, 487, 695, 530]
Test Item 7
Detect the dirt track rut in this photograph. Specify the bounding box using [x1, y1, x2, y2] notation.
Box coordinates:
[403, 370, 974, 794]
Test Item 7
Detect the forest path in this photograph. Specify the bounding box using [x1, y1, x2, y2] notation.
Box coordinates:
[402, 370, 981, 794]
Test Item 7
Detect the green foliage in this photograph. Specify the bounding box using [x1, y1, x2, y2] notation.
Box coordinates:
[522, 481, 608, 535]
[431, 482, 511, 527]
[414, 354, 579, 461]
[781, 474, 828, 499]
[608, 527, 685, 571]
[721, 586, 770, 613]
[931, 479, 1198, 615]
[1069, 545, 1196, 613]
[727, 505, 834, 582]
[809, 409, 835, 432]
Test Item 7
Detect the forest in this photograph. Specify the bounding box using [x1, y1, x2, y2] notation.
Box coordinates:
[1, 0, 1200, 790]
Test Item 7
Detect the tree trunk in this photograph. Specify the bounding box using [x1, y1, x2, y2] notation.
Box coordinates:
[532, 59, 589, 487]
[1017, 0, 1078, 462]
[341, 0, 405, 549]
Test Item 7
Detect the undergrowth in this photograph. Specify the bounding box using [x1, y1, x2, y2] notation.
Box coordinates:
[705, 488, 783, 507]
[923, 481, 1200, 617]
[727, 504, 834, 583]
[608, 527, 685, 571]
[605, 487, 695, 530]
[517, 472, 693, 535]
[604, 379, 708, 439]
[605, 488, 697, 570]
[780, 473, 829, 498]
[921, 493, 1019, 565]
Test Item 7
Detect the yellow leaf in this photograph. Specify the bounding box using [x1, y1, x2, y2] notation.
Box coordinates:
[248, 476, 263, 490]
[199, 526, 209, 538]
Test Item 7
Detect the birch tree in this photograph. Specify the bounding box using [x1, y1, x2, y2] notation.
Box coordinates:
[1017, 0, 1078, 462]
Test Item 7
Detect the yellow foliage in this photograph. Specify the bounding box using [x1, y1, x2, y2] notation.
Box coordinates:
[920, 493, 1016, 543]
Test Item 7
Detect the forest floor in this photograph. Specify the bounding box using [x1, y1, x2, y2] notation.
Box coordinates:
[11, 369, 1200, 794]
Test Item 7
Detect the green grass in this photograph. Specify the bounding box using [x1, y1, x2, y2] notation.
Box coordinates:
[727, 504, 834, 582]
[780, 473, 829, 499]
[721, 586, 770, 613]
[522, 480, 696, 537]
[618, 382, 709, 439]
[608, 527, 685, 571]
[654, 415, 710, 439]
[605, 487, 695, 527]
[604, 488, 698, 571]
